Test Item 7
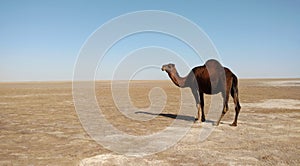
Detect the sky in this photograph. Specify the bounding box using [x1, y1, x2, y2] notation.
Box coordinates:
[0, 0, 299, 81]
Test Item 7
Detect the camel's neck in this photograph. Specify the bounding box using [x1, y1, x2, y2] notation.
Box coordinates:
[167, 71, 187, 88]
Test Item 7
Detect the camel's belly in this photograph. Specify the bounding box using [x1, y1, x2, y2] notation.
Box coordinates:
[198, 82, 224, 95]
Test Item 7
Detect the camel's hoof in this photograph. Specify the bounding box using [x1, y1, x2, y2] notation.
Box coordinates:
[194, 119, 201, 123]
[213, 122, 220, 126]
[230, 123, 237, 127]
[201, 118, 206, 122]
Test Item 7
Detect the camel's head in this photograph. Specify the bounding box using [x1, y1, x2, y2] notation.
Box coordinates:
[161, 63, 176, 73]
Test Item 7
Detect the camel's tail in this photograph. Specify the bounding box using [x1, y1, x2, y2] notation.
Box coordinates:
[231, 74, 238, 94]
[231, 74, 241, 110]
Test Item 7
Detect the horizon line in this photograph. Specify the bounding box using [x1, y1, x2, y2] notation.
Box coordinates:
[1, 77, 300, 83]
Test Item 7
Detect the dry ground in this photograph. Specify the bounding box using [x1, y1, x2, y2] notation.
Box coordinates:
[0, 79, 299, 165]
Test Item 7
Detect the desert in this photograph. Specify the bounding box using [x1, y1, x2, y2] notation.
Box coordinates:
[1, 79, 300, 165]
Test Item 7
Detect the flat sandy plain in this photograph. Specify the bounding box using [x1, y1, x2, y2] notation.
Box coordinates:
[1, 79, 300, 165]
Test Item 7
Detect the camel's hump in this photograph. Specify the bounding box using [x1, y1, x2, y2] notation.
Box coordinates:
[205, 59, 223, 68]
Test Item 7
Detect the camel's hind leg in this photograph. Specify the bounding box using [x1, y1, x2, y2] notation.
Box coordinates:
[216, 89, 229, 126]
[230, 86, 241, 126]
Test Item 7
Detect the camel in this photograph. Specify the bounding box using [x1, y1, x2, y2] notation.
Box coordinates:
[161, 59, 241, 126]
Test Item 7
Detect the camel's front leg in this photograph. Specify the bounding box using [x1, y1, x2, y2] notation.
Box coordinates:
[192, 89, 201, 123]
[195, 103, 201, 123]
[199, 92, 205, 122]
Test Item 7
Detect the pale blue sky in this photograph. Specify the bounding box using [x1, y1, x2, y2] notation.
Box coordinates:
[1, 0, 299, 81]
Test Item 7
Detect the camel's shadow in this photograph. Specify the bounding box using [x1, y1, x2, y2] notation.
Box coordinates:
[135, 111, 215, 124]
[135, 111, 194, 121]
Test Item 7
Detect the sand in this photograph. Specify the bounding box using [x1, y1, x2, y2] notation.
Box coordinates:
[0, 79, 300, 165]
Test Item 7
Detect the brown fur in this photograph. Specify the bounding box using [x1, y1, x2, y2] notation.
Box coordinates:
[162, 59, 241, 126]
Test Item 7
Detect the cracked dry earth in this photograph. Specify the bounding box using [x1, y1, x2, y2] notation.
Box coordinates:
[1, 79, 300, 165]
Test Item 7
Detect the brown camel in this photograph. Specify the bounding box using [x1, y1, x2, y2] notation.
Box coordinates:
[161, 59, 241, 126]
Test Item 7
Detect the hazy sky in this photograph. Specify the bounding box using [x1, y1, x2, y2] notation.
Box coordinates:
[1, 0, 299, 81]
